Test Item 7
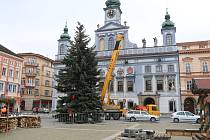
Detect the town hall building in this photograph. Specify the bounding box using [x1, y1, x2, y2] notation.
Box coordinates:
[94, 0, 181, 113]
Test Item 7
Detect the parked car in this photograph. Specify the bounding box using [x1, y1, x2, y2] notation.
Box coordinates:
[125, 110, 160, 122]
[171, 111, 200, 123]
[33, 107, 49, 113]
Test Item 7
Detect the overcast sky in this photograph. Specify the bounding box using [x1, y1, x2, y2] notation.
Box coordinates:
[0, 0, 210, 60]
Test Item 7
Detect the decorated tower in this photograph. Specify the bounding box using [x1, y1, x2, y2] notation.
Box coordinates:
[161, 10, 176, 46]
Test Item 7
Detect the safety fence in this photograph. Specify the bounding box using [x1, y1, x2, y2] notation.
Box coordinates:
[52, 113, 104, 124]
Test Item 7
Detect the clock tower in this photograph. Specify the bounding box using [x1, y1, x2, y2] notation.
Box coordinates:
[104, 0, 122, 25]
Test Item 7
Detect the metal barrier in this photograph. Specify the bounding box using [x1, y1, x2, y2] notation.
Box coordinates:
[53, 113, 104, 124]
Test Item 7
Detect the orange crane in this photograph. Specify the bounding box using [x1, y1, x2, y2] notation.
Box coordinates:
[100, 34, 125, 120]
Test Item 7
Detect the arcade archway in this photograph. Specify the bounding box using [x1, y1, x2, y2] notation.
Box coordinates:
[144, 97, 155, 106]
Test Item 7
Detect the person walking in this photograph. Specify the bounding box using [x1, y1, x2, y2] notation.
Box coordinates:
[1, 106, 7, 116]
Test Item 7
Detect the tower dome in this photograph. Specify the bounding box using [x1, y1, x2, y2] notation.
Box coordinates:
[60, 23, 70, 40]
[105, 0, 121, 8]
[162, 10, 175, 28]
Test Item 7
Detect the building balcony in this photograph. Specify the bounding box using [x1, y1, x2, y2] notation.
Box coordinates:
[24, 62, 39, 67]
[24, 84, 35, 88]
[96, 45, 177, 58]
[25, 72, 37, 77]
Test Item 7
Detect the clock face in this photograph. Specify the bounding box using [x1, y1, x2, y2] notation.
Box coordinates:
[107, 9, 115, 18]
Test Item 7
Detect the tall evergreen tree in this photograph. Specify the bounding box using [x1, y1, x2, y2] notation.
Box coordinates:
[56, 22, 100, 113]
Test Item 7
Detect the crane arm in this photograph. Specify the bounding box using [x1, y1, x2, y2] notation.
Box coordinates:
[100, 34, 124, 105]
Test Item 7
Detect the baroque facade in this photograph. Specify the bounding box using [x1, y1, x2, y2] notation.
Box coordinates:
[95, 0, 181, 113]
[18, 53, 54, 111]
[177, 40, 210, 114]
[0, 44, 23, 112]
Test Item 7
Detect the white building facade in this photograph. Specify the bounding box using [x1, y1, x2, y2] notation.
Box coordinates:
[95, 0, 181, 113]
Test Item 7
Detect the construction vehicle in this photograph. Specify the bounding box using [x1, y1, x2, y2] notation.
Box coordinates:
[135, 104, 160, 116]
[100, 34, 126, 120]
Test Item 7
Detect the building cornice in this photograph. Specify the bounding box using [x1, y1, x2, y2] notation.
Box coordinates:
[18, 53, 54, 63]
[179, 48, 210, 54]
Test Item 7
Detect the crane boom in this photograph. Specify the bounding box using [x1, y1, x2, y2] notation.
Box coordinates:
[100, 34, 124, 105]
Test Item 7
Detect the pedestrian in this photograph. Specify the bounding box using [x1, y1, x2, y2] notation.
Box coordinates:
[1, 106, 7, 116]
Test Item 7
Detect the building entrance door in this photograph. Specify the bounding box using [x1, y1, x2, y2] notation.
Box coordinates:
[184, 98, 195, 113]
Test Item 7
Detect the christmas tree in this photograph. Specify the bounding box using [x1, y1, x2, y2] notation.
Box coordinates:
[56, 22, 100, 113]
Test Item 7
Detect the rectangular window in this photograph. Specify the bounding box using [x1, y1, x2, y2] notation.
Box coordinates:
[28, 68, 33, 73]
[186, 63, 191, 73]
[187, 80, 192, 91]
[45, 80, 50, 87]
[0, 82, 4, 91]
[145, 80, 152, 91]
[2, 67, 6, 76]
[34, 89, 39, 96]
[169, 100, 176, 112]
[15, 71, 19, 79]
[28, 89, 32, 95]
[9, 69, 13, 77]
[36, 69, 40, 75]
[145, 66, 151, 73]
[9, 84, 13, 92]
[45, 90, 49, 96]
[21, 78, 25, 85]
[21, 88, 25, 95]
[168, 78, 176, 91]
[127, 81, 133, 92]
[168, 65, 174, 72]
[35, 79, 39, 86]
[28, 58, 36, 64]
[166, 34, 173, 46]
[157, 80, 164, 91]
[117, 81, 123, 92]
[203, 62, 208, 72]
[156, 65, 162, 72]
[28, 78, 33, 85]
[13, 85, 16, 93]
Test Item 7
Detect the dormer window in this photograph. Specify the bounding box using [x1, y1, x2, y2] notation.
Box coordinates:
[166, 34, 173, 46]
[108, 37, 114, 50]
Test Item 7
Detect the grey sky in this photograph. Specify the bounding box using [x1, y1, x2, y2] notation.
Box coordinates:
[0, 0, 210, 60]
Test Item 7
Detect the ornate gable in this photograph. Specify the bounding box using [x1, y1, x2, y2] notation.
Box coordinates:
[96, 22, 129, 32]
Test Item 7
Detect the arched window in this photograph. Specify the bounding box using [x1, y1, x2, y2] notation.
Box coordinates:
[99, 38, 105, 51]
[166, 34, 173, 46]
[108, 37, 114, 50]
[203, 62, 208, 72]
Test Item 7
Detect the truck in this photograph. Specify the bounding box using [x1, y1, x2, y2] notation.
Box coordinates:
[100, 34, 127, 120]
[135, 104, 160, 116]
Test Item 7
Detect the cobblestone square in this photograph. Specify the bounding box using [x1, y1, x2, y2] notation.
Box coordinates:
[0, 114, 200, 140]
